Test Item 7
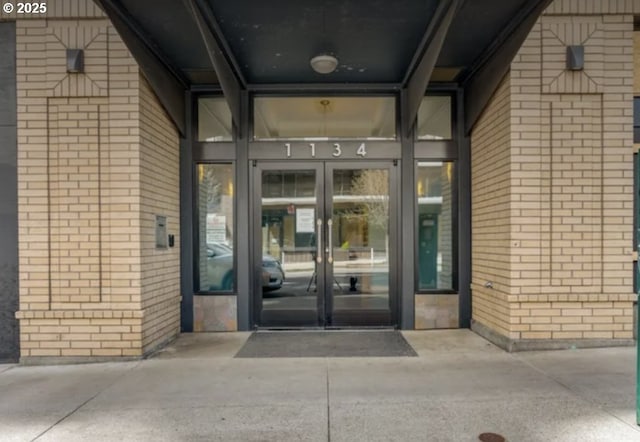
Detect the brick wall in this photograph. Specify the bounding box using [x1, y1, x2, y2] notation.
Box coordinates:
[471, 0, 636, 348]
[471, 75, 514, 339]
[139, 75, 180, 354]
[13, 0, 180, 361]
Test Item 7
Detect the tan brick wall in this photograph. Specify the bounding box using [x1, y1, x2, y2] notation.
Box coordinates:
[139, 75, 180, 353]
[471, 74, 514, 339]
[14, 0, 180, 361]
[471, 0, 635, 345]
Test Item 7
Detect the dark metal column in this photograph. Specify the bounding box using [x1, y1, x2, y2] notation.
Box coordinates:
[0, 22, 18, 361]
[399, 89, 415, 329]
[235, 90, 251, 330]
[457, 89, 472, 328]
[179, 92, 194, 332]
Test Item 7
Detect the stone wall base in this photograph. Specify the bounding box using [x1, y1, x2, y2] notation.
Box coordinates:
[19, 333, 178, 365]
[19, 355, 143, 366]
[471, 319, 635, 352]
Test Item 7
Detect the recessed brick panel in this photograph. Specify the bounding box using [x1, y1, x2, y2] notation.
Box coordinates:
[542, 17, 604, 94]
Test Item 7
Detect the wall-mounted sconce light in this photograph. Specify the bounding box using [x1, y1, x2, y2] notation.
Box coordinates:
[566, 45, 584, 71]
[66, 49, 84, 73]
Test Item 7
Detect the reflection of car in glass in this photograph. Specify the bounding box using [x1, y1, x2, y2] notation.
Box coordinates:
[206, 243, 285, 291]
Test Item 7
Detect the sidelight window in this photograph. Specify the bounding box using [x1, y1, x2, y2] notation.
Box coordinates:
[416, 161, 454, 291]
[197, 164, 235, 292]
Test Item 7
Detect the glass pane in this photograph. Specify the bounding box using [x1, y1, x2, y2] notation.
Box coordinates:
[634, 97, 640, 143]
[416, 96, 452, 140]
[635, 153, 639, 293]
[198, 97, 232, 142]
[417, 162, 454, 290]
[261, 170, 318, 324]
[254, 96, 396, 140]
[332, 168, 390, 314]
[198, 164, 234, 291]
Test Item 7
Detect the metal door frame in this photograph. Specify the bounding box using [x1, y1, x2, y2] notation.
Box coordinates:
[324, 161, 399, 327]
[252, 162, 326, 327]
[251, 160, 399, 328]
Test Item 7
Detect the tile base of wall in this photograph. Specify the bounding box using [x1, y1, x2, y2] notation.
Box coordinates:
[194, 295, 238, 332]
[415, 294, 459, 329]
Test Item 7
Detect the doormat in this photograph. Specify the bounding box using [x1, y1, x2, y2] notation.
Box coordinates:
[235, 330, 418, 358]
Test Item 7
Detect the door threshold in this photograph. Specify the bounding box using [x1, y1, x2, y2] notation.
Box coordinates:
[255, 327, 324, 332]
[255, 326, 397, 332]
[325, 326, 397, 331]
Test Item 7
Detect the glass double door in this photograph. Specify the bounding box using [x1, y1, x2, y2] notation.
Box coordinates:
[254, 161, 397, 327]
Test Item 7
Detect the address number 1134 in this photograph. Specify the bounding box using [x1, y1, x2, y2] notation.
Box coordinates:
[284, 143, 367, 158]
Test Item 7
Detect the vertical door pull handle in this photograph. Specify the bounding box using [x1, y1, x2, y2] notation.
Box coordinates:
[327, 219, 333, 264]
[316, 218, 323, 264]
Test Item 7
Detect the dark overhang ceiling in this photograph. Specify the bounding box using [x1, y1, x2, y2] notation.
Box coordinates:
[210, 0, 439, 84]
[115, 0, 217, 84]
[95, 0, 551, 135]
[438, 0, 532, 68]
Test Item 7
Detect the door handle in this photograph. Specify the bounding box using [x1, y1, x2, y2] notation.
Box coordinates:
[327, 219, 333, 264]
[316, 218, 322, 264]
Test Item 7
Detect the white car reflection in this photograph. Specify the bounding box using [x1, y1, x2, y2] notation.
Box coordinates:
[205, 243, 285, 291]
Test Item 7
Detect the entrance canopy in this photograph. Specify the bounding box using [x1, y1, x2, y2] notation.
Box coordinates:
[95, 0, 551, 136]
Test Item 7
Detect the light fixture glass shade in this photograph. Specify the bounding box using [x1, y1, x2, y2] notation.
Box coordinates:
[310, 54, 338, 74]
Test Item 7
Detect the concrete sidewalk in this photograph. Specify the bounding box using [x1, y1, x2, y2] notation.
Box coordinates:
[0, 330, 638, 442]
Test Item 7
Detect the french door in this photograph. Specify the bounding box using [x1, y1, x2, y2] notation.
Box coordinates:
[253, 161, 398, 327]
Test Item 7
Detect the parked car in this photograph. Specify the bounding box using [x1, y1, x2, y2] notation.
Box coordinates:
[205, 243, 285, 291]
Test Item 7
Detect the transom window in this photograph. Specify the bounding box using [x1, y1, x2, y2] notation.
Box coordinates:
[198, 97, 233, 142]
[253, 96, 396, 140]
[416, 96, 452, 140]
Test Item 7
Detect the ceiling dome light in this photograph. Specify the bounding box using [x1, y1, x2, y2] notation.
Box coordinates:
[310, 54, 338, 74]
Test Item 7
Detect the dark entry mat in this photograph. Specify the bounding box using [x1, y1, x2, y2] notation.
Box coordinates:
[235, 331, 418, 358]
